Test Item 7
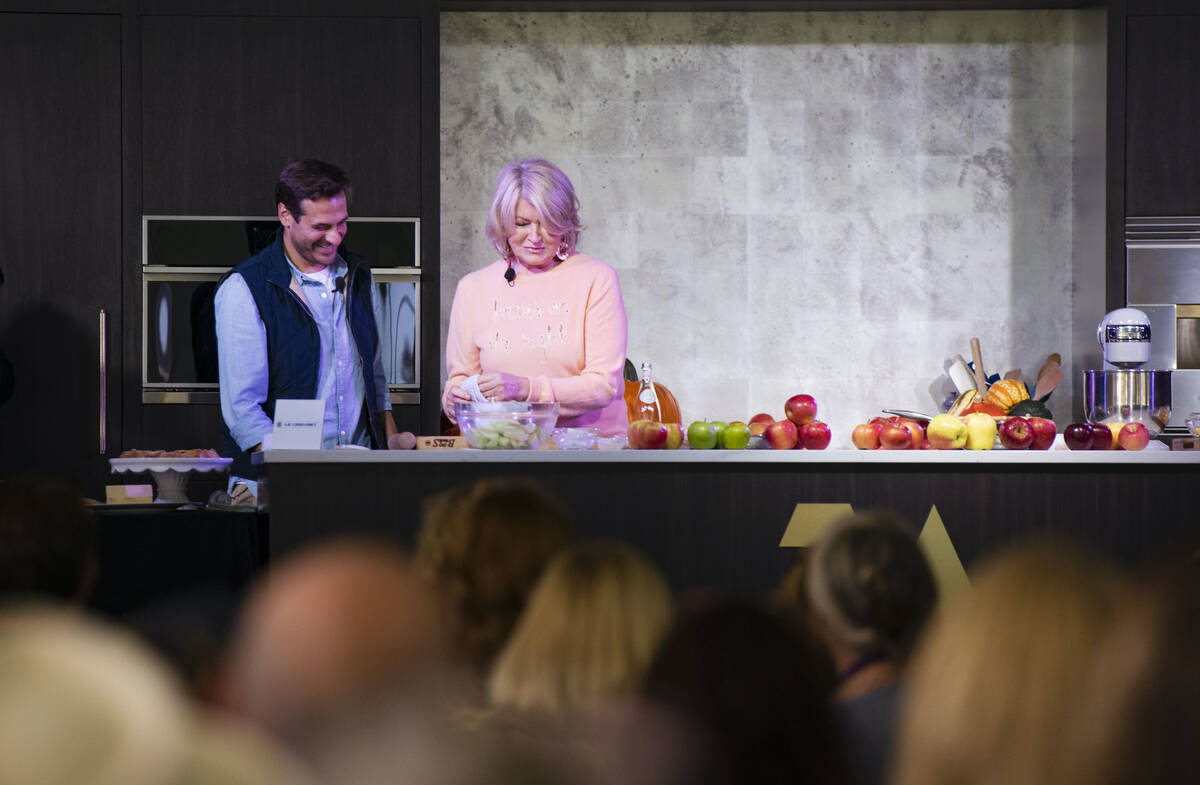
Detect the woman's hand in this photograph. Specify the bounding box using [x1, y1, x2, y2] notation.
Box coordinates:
[476, 372, 530, 402]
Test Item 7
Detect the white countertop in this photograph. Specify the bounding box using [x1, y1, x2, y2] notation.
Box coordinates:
[262, 443, 1199, 465]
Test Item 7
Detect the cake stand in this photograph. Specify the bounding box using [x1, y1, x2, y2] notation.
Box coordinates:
[108, 457, 233, 503]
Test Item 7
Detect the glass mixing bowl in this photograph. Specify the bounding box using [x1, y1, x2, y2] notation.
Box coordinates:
[454, 401, 559, 449]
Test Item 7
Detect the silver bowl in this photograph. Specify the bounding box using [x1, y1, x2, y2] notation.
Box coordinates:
[1081, 369, 1171, 436]
[454, 401, 559, 449]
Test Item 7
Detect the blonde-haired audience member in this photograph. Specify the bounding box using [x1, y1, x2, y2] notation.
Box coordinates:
[417, 477, 573, 674]
[1061, 559, 1200, 785]
[488, 540, 673, 716]
[891, 540, 1128, 785]
[0, 606, 316, 785]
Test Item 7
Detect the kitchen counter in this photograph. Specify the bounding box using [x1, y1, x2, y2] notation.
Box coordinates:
[259, 444, 1198, 595]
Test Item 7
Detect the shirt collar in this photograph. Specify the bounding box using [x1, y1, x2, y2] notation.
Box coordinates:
[284, 254, 345, 284]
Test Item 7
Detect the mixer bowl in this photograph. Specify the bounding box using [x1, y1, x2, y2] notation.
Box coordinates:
[1082, 369, 1172, 436]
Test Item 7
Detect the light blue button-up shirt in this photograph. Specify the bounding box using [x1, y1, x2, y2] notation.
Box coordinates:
[215, 254, 390, 493]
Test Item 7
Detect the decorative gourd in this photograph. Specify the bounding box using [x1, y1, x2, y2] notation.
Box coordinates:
[623, 379, 682, 424]
[1007, 398, 1053, 420]
[984, 379, 1031, 412]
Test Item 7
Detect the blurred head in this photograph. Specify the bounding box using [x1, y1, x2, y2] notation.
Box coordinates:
[488, 541, 673, 716]
[485, 158, 584, 265]
[637, 601, 845, 785]
[891, 540, 1128, 785]
[0, 606, 191, 785]
[0, 475, 98, 604]
[1061, 561, 1200, 785]
[219, 539, 450, 745]
[804, 510, 936, 664]
[418, 477, 572, 673]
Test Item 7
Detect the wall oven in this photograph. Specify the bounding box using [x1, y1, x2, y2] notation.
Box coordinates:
[1125, 217, 1200, 434]
[142, 216, 421, 405]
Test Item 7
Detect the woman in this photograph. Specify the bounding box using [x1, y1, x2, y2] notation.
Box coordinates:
[798, 510, 937, 785]
[442, 158, 628, 435]
[488, 541, 673, 716]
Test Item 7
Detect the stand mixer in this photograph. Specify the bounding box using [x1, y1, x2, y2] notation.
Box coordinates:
[1084, 308, 1172, 436]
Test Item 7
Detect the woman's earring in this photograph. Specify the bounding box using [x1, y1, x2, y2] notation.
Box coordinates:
[556, 244, 570, 261]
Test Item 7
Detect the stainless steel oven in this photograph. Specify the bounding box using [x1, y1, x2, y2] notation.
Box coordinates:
[142, 216, 421, 405]
[1125, 217, 1200, 434]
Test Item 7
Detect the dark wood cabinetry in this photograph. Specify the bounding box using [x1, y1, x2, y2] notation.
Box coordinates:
[1123, 13, 1200, 217]
[0, 13, 123, 495]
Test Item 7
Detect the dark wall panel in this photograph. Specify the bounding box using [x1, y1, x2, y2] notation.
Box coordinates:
[141, 14, 424, 216]
[0, 13, 122, 496]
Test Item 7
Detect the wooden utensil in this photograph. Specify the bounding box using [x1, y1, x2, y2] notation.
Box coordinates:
[1034, 353, 1063, 401]
[969, 338, 989, 395]
[1003, 368, 1024, 384]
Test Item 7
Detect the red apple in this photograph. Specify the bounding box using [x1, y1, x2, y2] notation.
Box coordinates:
[899, 419, 925, 450]
[749, 412, 774, 426]
[1117, 422, 1150, 451]
[1028, 417, 1056, 450]
[785, 394, 818, 426]
[799, 421, 832, 450]
[880, 422, 911, 450]
[664, 422, 684, 450]
[998, 416, 1034, 450]
[851, 423, 881, 450]
[1090, 422, 1113, 450]
[627, 419, 668, 449]
[1063, 422, 1092, 450]
[765, 419, 799, 450]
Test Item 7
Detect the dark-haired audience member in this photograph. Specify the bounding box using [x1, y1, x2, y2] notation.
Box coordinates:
[1061, 559, 1200, 785]
[0, 475, 98, 605]
[798, 510, 937, 785]
[891, 540, 1127, 785]
[637, 601, 847, 785]
[418, 477, 573, 675]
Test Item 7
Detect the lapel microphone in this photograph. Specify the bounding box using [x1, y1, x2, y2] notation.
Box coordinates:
[503, 265, 515, 286]
[334, 275, 346, 294]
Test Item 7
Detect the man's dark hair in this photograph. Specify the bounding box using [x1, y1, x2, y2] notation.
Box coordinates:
[275, 159, 353, 219]
[0, 476, 98, 603]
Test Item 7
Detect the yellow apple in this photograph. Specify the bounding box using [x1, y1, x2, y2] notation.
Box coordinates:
[927, 414, 967, 449]
[963, 412, 997, 450]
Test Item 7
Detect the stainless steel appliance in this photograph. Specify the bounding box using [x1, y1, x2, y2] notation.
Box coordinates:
[1125, 217, 1200, 435]
[142, 216, 421, 404]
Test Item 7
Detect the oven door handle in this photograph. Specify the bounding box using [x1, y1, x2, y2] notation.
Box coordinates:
[99, 308, 107, 454]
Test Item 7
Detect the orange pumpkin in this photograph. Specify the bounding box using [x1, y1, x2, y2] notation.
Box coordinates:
[624, 379, 682, 424]
[984, 379, 1030, 412]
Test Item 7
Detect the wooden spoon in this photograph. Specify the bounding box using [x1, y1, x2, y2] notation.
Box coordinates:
[1034, 353, 1063, 402]
[969, 338, 989, 395]
[1003, 368, 1024, 384]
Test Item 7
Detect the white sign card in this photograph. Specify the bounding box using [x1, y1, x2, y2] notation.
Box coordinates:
[271, 399, 324, 449]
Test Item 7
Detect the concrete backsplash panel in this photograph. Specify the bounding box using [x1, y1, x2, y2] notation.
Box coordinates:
[440, 10, 1099, 443]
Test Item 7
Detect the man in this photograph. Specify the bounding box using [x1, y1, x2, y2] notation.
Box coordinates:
[215, 159, 396, 498]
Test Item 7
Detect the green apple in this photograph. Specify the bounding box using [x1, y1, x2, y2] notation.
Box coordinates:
[720, 421, 751, 450]
[686, 420, 720, 450]
[963, 412, 997, 450]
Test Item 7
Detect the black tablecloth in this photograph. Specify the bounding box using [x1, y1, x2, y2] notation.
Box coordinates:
[88, 505, 268, 617]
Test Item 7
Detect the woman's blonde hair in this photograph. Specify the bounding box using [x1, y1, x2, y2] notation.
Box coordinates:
[891, 539, 1128, 785]
[488, 541, 673, 716]
[484, 158, 584, 260]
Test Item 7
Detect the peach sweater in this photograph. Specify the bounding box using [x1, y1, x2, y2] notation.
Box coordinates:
[442, 255, 629, 435]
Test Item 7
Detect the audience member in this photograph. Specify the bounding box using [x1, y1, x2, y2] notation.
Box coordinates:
[891, 539, 1128, 785]
[488, 540, 673, 716]
[0, 605, 317, 785]
[798, 510, 937, 785]
[418, 477, 573, 674]
[635, 601, 846, 785]
[0, 475, 98, 604]
[1061, 559, 1200, 785]
[216, 538, 452, 749]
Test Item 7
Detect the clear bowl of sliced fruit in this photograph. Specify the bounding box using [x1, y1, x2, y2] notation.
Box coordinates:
[455, 401, 559, 449]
